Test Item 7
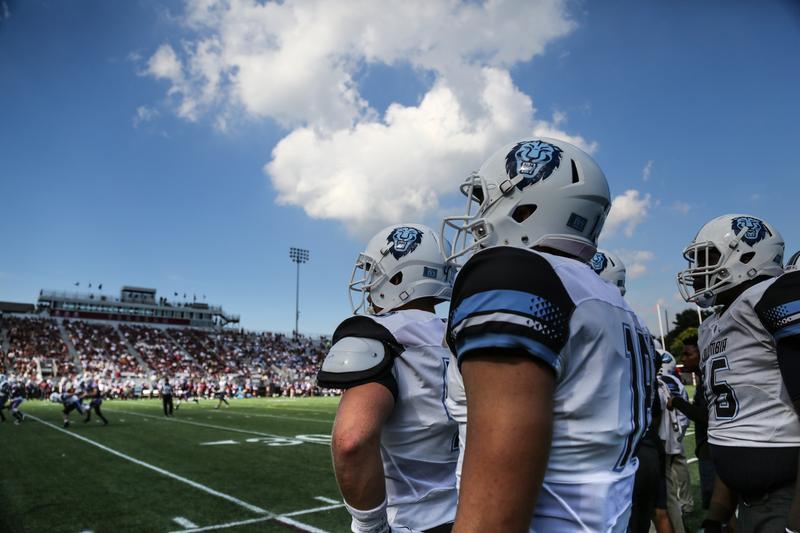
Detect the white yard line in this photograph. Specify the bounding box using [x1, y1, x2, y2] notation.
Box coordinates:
[687, 457, 698, 464]
[27, 415, 268, 515]
[210, 409, 333, 425]
[313, 496, 340, 505]
[105, 409, 330, 444]
[173, 517, 199, 528]
[164, 503, 343, 533]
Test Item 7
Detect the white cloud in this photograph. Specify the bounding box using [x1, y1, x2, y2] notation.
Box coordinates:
[133, 105, 159, 127]
[603, 189, 652, 238]
[671, 201, 691, 214]
[617, 249, 655, 279]
[142, 0, 587, 234]
[642, 160, 653, 181]
[1, 2, 9, 21]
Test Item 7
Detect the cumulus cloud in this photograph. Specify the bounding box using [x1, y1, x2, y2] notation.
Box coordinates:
[603, 189, 652, 238]
[133, 105, 159, 127]
[642, 160, 653, 181]
[617, 249, 655, 279]
[142, 0, 585, 234]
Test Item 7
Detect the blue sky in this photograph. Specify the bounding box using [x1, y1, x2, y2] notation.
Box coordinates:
[1, 0, 799, 335]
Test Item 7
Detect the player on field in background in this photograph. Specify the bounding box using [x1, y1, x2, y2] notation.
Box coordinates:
[591, 249, 667, 533]
[318, 223, 459, 533]
[175, 378, 199, 410]
[657, 351, 692, 533]
[442, 138, 653, 532]
[9, 379, 26, 425]
[678, 214, 800, 533]
[61, 385, 85, 427]
[0, 375, 10, 422]
[214, 382, 229, 409]
[83, 378, 108, 425]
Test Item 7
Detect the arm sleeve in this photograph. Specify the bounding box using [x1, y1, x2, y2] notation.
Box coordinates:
[445, 247, 575, 376]
[670, 396, 706, 423]
[755, 271, 800, 402]
[316, 315, 402, 399]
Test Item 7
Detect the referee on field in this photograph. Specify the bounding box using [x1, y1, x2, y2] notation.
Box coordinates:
[162, 379, 174, 416]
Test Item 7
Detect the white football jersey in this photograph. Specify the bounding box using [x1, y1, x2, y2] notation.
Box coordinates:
[446, 247, 655, 532]
[327, 310, 459, 532]
[698, 276, 800, 447]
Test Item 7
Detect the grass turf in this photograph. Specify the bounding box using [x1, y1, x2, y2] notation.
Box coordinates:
[1, 395, 705, 532]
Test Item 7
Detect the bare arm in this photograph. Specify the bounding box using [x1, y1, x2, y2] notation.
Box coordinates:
[453, 352, 555, 533]
[331, 382, 395, 510]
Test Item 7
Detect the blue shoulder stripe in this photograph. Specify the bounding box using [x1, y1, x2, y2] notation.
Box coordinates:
[774, 323, 800, 341]
[451, 289, 563, 328]
[456, 332, 560, 374]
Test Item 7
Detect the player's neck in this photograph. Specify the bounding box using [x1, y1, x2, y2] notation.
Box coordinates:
[715, 275, 774, 312]
[533, 245, 582, 262]
[395, 298, 437, 313]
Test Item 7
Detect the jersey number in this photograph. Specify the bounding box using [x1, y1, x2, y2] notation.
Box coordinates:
[707, 356, 739, 420]
[615, 325, 653, 471]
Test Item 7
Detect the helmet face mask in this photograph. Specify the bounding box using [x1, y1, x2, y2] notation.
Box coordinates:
[677, 215, 784, 307]
[442, 138, 610, 266]
[349, 223, 453, 315]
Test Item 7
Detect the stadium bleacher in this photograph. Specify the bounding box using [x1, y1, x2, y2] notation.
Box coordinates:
[0, 314, 331, 398]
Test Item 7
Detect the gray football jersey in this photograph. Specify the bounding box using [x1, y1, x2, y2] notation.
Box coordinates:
[360, 310, 459, 531]
[445, 247, 655, 532]
[698, 277, 800, 447]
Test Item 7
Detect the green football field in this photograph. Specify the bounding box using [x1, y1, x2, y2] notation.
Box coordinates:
[0, 396, 704, 532]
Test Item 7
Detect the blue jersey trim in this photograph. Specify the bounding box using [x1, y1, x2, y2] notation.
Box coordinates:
[774, 322, 800, 341]
[455, 332, 560, 372]
[451, 289, 558, 328]
[770, 299, 800, 320]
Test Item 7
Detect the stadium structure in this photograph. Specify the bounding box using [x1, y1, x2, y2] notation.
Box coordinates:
[0, 284, 330, 398]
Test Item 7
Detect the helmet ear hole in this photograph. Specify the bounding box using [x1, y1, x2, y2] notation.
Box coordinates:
[389, 272, 403, 285]
[571, 159, 580, 184]
[740, 252, 756, 264]
[512, 204, 538, 223]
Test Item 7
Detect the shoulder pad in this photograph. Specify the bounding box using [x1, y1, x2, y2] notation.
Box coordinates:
[317, 336, 392, 389]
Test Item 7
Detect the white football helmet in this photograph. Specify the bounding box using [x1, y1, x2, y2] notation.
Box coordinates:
[658, 350, 676, 375]
[591, 249, 627, 296]
[349, 223, 453, 314]
[442, 137, 610, 264]
[785, 250, 800, 272]
[677, 214, 784, 307]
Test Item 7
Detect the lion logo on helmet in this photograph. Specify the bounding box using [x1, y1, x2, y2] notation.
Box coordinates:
[590, 252, 608, 274]
[387, 227, 423, 260]
[731, 216, 768, 246]
[505, 140, 563, 190]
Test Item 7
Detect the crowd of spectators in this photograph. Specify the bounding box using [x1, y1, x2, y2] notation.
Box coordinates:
[0, 314, 335, 398]
[0, 315, 73, 378]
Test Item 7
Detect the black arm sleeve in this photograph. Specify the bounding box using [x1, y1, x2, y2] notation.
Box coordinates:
[755, 272, 800, 405]
[669, 396, 705, 423]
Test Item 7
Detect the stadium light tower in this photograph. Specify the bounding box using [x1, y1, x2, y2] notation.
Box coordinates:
[289, 247, 310, 338]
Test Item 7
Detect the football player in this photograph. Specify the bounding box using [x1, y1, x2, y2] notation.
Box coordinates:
[592, 250, 666, 533]
[9, 379, 25, 424]
[61, 385, 85, 427]
[175, 378, 199, 410]
[677, 214, 800, 532]
[83, 378, 108, 425]
[213, 382, 229, 409]
[657, 351, 692, 533]
[317, 223, 458, 533]
[0, 375, 9, 422]
[442, 138, 652, 531]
